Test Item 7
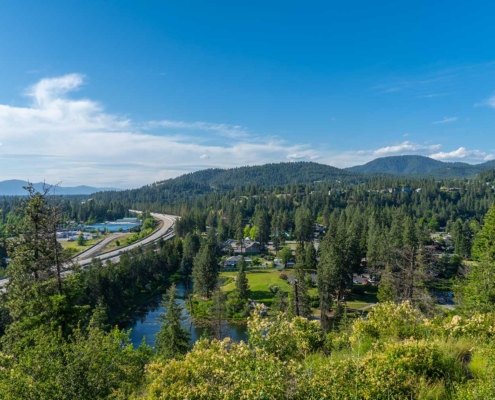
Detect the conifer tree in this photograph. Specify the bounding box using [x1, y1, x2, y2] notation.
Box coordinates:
[210, 286, 228, 339]
[456, 204, 495, 312]
[192, 241, 218, 299]
[235, 257, 250, 301]
[293, 263, 311, 318]
[155, 284, 190, 359]
[305, 242, 318, 270]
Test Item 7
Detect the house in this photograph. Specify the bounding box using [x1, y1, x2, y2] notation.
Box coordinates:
[401, 187, 412, 194]
[224, 255, 253, 268]
[244, 241, 261, 254]
[314, 223, 326, 233]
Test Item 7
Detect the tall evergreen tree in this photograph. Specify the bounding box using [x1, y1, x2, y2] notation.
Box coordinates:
[155, 284, 190, 360]
[304, 242, 318, 270]
[253, 206, 270, 249]
[456, 204, 495, 312]
[293, 263, 311, 318]
[235, 257, 250, 301]
[294, 206, 313, 244]
[192, 241, 219, 299]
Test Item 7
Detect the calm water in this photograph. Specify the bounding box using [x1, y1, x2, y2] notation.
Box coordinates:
[121, 283, 248, 347]
[83, 222, 140, 232]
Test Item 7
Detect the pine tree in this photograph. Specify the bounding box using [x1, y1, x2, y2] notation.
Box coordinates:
[305, 242, 318, 270]
[456, 205, 495, 312]
[235, 257, 250, 301]
[210, 286, 228, 339]
[192, 242, 219, 299]
[253, 206, 270, 248]
[294, 206, 313, 244]
[234, 211, 245, 254]
[293, 263, 312, 318]
[4, 185, 80, 350]
[180, 232, 200, 278]
[77, 232, 86, 246]
[155, 284, 190, 359]
[271, 290, 289, 314]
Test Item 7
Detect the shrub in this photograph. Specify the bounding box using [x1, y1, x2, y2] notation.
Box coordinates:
[269, 284, 280, 294]
[350, 301, 426, 343]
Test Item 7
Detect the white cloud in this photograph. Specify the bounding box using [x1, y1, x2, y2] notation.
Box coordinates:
[148, 120, 248, 138]
[432, 116, 458, 124]
[477, 95, 495, 108]
[0, 74, 321, 187]
[430, 147, 495, 161]
[287, 153, 306, 160]
[372, 141, 441, 156]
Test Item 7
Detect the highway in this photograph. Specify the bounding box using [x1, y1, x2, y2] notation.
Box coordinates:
[0, 213, 177, 291]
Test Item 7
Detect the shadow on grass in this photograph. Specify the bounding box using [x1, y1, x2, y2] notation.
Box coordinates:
[348, 285, 378, 304]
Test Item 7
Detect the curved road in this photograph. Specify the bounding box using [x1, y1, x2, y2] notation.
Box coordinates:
[74, 213, 176, 266]
[0, 213, 177, 291]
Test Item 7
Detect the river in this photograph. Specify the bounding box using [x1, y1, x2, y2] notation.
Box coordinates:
[121, 283, 248, 347]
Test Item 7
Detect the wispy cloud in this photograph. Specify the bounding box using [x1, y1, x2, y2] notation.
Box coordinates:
[475, 94, 495, 108]
[287, 153, 306, 160]
[432, 116, 458, 124]
[148, 120, 249, 138]
[0, 74, 322, 187]
[430, 147, 494, 161]
[372, 141, 441, 156]
[349, 141, 494, 165]
[416, 93, 452, 99]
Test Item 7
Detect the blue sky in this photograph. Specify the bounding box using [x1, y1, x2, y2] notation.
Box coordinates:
[0, 0, 494, 187]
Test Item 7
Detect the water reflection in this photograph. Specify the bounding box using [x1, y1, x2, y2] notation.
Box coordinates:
[121, 283, 248, 347]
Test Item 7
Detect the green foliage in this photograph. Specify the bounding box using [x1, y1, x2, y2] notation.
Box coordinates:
[279, 246, 292, 267]
[234, 257, 249, 301]
[0, 326, 152, 400]
[456, 204, 495, 312]
[192, 241, 219, 299]
[143, 338, 295, 399]
[77, 232, 86, 246]
[248, 306, 325, 361]
[155, 284, 190, 360]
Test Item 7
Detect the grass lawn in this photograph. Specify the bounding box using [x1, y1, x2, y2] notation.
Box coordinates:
[60, 237, 103, 256]
[220, 269, 292, 306]
[220, 269, 379, 313]
[98, 234, 132, 253]
[347, 285, 378, 310]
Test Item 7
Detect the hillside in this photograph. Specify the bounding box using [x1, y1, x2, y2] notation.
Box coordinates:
[0, 180, 120, 196]
[347, 155, 495, 177]
[163, 162, 356, 188]
[89, 162, 360, 205]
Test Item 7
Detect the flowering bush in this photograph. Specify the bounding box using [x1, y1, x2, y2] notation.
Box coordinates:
[143, 338, 299, 399]
[440, 313, 495, 340]
[350, 301, 427, 343]
[248, 305, 325, 361]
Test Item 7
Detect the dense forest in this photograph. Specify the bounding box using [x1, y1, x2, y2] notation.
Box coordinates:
[347, 155, 495, 178]
[0, 165, 495, 398]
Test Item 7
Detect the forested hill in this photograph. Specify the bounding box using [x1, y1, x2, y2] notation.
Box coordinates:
[159, 162, 356, 188]
[90, 162, 360, 204]
[347, 155, 495, 177]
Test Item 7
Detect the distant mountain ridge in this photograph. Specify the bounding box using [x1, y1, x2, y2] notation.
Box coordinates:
[156, 162, 356, 189]
[346, 155, 495, 178]
[0, 180, 120, 196]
